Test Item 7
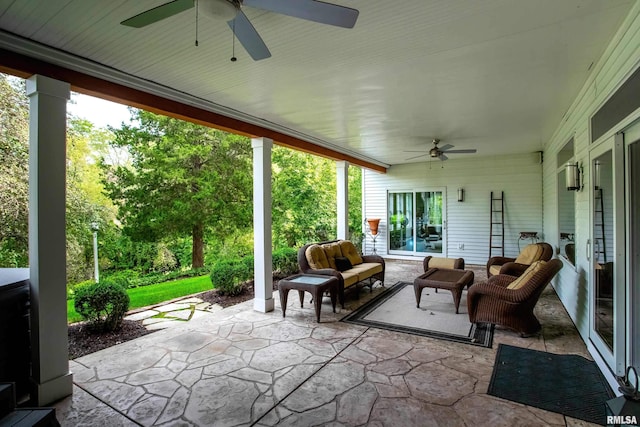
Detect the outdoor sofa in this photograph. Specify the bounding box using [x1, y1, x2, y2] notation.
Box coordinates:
[297, 240, 385, 307]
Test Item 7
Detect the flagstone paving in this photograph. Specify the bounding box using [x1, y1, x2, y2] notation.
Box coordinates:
[54, 260, 601, 426]
[124, 299, 224, 330]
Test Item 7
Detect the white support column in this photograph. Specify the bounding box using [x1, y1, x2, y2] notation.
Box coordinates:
[336, 161, 349, 240]
[252, 137, 274, 313]
[26, 75, 73, 405]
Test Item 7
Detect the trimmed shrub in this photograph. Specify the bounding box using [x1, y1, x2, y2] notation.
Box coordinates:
[210, 259, 247, 296]
[74, 280, 130, 332]
[67, 279, 94, 301]
[209, 248, 297, 295]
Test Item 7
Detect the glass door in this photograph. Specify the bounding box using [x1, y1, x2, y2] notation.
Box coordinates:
[589, 135, 625, 374]
[388, 192, 413, 253]
[624, 123, 640, 369]
[388, 189, 445, 255]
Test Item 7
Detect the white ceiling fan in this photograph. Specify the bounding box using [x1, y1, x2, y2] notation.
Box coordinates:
[405, 138, 477, 161]
[120, 0, 359, 61]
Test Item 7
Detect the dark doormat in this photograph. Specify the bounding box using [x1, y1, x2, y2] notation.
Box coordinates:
[488, 344, 614, 425]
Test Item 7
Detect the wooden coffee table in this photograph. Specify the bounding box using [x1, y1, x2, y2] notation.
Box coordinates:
[279, 274, 338, 322]
[413, 268, 474, 314]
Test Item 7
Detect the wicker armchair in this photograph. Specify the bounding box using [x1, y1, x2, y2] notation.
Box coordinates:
[486, 242, 553, 278]
[468, 258, 562, 336]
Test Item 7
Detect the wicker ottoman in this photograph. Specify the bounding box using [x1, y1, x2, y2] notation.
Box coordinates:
[413, 268, 474, 314]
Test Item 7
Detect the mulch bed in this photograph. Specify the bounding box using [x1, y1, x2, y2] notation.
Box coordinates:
[69, 279, 281, 359]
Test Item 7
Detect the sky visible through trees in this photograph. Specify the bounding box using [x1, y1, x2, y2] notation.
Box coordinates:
[0, 73, 362, 285]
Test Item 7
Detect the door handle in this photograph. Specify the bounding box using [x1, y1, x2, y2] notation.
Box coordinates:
[586, 239, 591, 261]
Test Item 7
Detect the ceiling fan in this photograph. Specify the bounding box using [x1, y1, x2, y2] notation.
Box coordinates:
[405, 139, 477, 161]
[120, 0, 359, 61]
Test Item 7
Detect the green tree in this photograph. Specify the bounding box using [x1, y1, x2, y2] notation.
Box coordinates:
[271, 147, 337, 247]
[348, 165, 363, 241]
[0, 74, 29, 267]
[102, 110, 252, 269]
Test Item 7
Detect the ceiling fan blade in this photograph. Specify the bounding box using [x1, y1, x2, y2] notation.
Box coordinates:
[405, 153, 428, 161]
[438, 144, 454, 152]
[228, 10, 271, 61]
[121, 0, 194, 27]
[439, 154, 449, 161]
[242, 0, 359, 28]
[443, 149, 477, 154]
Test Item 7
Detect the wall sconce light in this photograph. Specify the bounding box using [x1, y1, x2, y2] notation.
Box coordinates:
[565, 162, 583, 191]
[593, 160, 601, 190]
[457, 188, 464, 202]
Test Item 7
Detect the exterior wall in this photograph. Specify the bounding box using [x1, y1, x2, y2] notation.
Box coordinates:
[362, 153, 542, 265]
[542, 3, 640, 340]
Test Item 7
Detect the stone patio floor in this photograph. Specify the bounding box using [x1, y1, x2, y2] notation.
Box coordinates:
[54, 260, 599, 426]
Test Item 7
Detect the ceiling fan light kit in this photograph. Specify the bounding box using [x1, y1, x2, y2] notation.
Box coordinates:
[404, 138, 477, 162]
[199, 0, 239, 21]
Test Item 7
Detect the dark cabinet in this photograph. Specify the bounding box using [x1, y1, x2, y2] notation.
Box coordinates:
[0, 269, 31, 401]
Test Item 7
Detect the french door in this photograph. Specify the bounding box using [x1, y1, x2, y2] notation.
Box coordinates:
[388, 189, 446, 256]
[623, 122, 640, 369]
[589, 134, 626, 375]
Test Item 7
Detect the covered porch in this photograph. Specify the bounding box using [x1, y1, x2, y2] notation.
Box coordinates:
[1, 0, 639, 416]
[55, 260, 591, 426]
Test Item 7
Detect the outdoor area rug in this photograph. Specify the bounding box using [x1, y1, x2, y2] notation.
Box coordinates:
[488, 344, 614, 425]
[341, 281, 494, 348]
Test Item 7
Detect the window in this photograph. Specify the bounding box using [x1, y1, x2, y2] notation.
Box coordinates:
[557, 139, 576, 264]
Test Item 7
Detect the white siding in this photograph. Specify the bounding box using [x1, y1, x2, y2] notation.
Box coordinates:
[363, 153, 542, 265]
[542, 3, 640, 339]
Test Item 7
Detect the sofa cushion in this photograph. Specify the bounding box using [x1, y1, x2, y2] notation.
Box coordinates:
[349, 262, 383, 277]
[338, 240, 363, 266]
[335, 256, 353, 272]
[305, 244, 330, 270]
[426, 257, 459, 270]
[515, 244, 544, 265]
[341, 270, 360, 288]
[507, 260, 546, 290]
[321, 242, 343, 270]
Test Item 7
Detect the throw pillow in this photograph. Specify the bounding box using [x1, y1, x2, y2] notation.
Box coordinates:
[335, 256, 353, 272]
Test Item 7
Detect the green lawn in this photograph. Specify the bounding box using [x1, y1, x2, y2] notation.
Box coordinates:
[68, 274, 213, 324]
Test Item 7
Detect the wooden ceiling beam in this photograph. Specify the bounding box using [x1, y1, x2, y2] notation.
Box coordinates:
[0, 48, 386, 173]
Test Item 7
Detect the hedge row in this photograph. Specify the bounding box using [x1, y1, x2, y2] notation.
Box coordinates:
[68, 247, 299, 301]
[70, 247, 299, 330]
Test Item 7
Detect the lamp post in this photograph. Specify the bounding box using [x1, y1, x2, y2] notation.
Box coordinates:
[91, 221, 99, 283]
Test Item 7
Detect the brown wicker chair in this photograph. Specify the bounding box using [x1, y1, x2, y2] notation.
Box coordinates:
[486, 242, 553, 278]
[468, 258, 563, 336]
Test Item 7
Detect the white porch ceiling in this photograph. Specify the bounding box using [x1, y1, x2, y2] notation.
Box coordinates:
[0, 0, 634, 167]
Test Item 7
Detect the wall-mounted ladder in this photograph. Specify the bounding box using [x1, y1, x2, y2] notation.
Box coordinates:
[593, 188, 607, 264]
[489, 191, 505, 257]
